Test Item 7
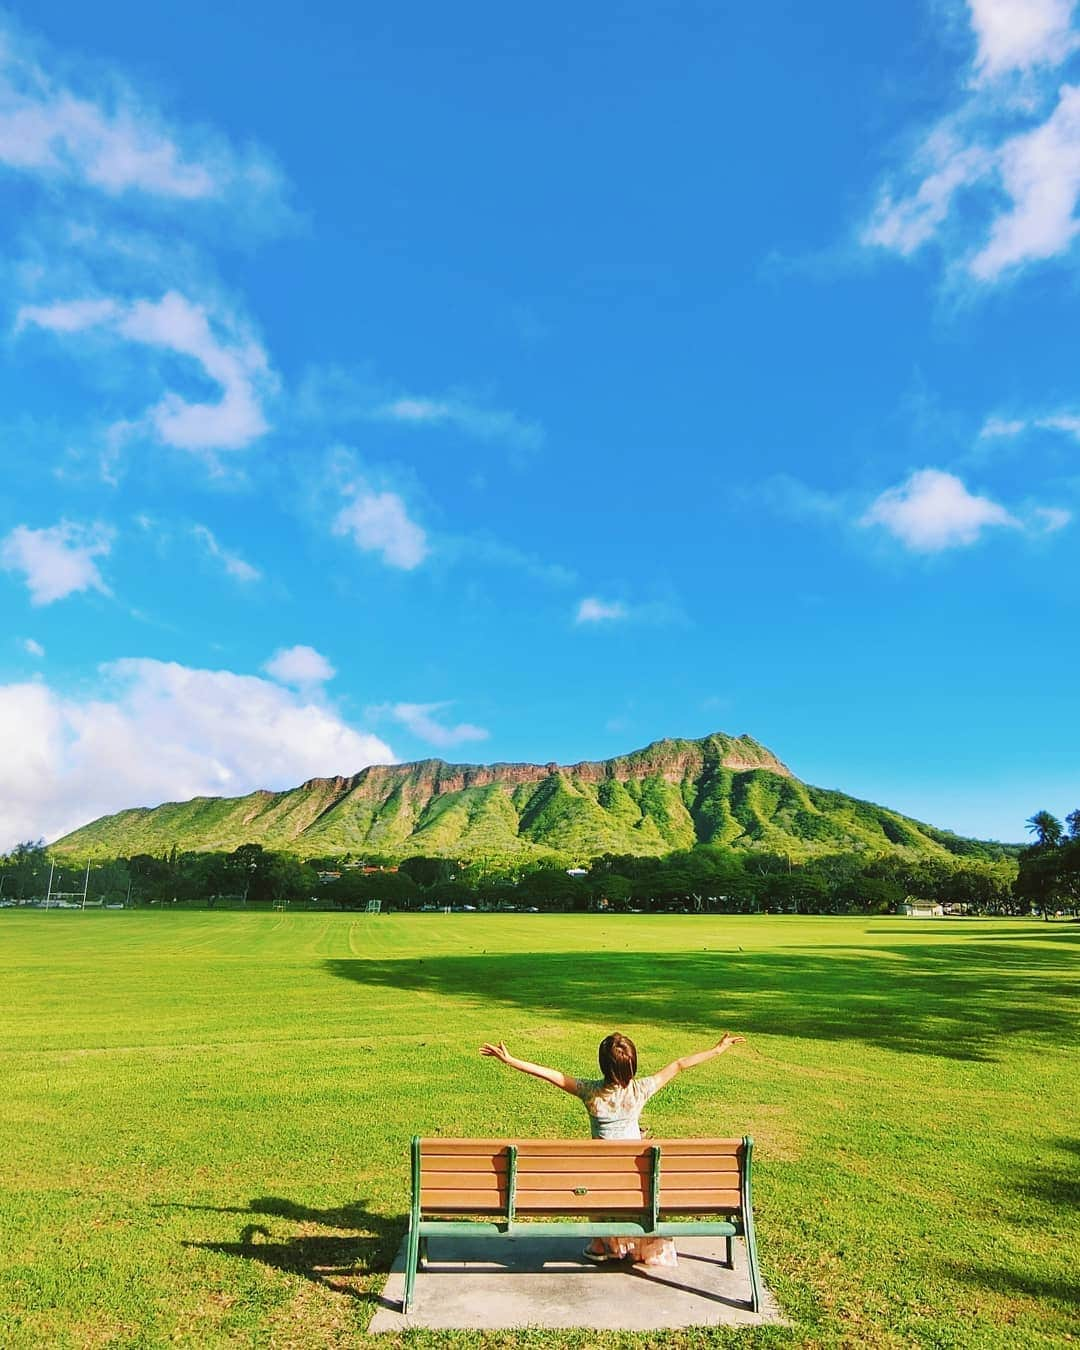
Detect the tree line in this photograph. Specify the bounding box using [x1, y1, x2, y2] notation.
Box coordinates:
[0, 831, 1059, 916]
[1014, 810, 1080, 918]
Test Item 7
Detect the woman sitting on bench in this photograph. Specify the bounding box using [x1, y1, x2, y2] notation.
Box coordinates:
[479, 1029, 744, 1267]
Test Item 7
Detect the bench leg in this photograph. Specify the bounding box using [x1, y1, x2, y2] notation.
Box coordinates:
[419, 1235, 429, 1268]
[402, 1219, 421, 1313]
[742, 1216, 762, 1314]
[725, 1234, 733, 1269]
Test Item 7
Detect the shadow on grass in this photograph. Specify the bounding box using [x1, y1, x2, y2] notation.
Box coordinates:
[323, 937, 1079, 1062]
[180, 1196, 401, 1302]
[939, 1259, 1080, 1306]
[1017, 1137, 1080, 1210]
[863, 924, 1080, 941]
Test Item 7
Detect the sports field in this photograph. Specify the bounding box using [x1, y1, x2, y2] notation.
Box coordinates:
[1, 912, 1076, 1348]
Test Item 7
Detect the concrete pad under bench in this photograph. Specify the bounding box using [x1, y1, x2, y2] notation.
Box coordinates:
[369, 1232, 786, 1333]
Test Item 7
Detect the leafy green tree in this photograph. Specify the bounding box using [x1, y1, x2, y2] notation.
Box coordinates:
[516, 868, 580, 910]
[399, 856, 456, 888]
[332, 869, 420, 910]
[427, 879, 476, 909]
[0, 840, 49, 900]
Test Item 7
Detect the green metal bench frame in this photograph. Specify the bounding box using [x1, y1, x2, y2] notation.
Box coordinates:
[402, 1135, 762, 1314]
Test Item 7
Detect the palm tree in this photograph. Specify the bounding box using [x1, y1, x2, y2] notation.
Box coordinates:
[1026, 810, 1063, 849]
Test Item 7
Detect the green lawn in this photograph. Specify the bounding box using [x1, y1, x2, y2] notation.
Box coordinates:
[0, 912, 1076, 1348]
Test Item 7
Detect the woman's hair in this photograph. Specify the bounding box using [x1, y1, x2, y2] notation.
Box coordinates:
[598, 1032, 637, 1087]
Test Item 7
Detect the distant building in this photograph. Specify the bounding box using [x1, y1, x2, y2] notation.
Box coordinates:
[899, 900, 944, 917]
[566, 868, 588, 878]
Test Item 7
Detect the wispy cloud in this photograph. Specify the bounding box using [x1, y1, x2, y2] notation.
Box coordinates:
[1, 520, 113, 604]
[17, 290, 275, 457]
[297, 367, 544, 455]
[574, 595, 686, 626]
[373, 700, 489, 749]
[333, 483, 428, 570]
[757, 473, 844, 521]
[980, 408, 1080, 442]
[263, 645, 336, 687]
[441, 534, 577, 588]
[576, 597, 628, 624]
[861, 1, 1080, 283]
[191, 524, 261, 583]
[21, 637, 45, 658]
[373, 394, 544, 453]
[0, 20, 286, 215]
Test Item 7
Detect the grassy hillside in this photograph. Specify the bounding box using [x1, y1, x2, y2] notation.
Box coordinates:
[52, 731, 1005, 862]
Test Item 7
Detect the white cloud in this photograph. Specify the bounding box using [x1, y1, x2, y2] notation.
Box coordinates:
[15, 296, 120, 331]
[17, 290, 274, 454]
[861, 3, 1080, 281]
[21, 638, 45, 658]
[979, 414, 1029, 438]
[0, 23, 283, 209]
[374, 395, 544, 452]
[969, 0, 1078, 80]
[263, 645, 336, 686]
[970, 84, 1080, 279]
[859, 469, 1020, 549]
[1033, 504, 1073, 530]
[575, 597, 628, 624]
[863, 134, 992, 256]
[1037, 410, 1080, 435]
[1, 520, 113, 605]
[0, 659, 396, 850]
[376, 701, 489, 749]
[295, 369, 544, 454]
[191, 524, 261, 583]
[333, 488, 428, 569]
[980, 408, 1080, 441]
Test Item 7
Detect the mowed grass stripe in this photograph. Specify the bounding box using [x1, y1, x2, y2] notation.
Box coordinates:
[0, 911, 1077, 1348]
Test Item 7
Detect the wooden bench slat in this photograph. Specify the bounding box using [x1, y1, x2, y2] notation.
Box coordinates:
[423, 1155, 511, 1173]
[419, 1138, 744, 1156]
[425, 1169, 740, 1194]
[422, 1153, 741, 1176]
[423, 1186, 650, 1211]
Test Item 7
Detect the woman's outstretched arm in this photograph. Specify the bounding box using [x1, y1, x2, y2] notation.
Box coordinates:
[651, 1033, 745, 1089]
[480, 1041, 580, 1095]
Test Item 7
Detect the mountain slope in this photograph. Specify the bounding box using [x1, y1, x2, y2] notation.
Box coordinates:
[50, 732, 999, 861]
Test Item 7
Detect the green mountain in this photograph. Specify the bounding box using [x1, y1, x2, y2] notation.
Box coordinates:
[51, 732, 1002, 862]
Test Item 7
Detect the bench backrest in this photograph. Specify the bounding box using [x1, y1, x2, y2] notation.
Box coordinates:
[415, 1137, 748, 1219]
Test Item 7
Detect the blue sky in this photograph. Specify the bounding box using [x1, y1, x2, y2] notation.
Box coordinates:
[1, 0, 1077, 848]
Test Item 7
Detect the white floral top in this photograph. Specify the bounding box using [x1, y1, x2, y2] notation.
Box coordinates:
[573, 1075, 659, 1139]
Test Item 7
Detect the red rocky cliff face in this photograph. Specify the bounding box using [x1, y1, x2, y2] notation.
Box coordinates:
[297, 735, 792, 803]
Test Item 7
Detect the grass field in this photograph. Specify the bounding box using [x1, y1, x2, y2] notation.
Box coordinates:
[1, 912, 1076, 1348]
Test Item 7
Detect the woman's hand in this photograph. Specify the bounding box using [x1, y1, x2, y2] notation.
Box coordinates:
[715, 1033, 745, 1053]
[480, 1041, 512, 1063]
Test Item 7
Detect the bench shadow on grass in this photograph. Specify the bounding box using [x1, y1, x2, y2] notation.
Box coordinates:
[179, 1197, 399, 1303]
[323, 935, 1079, 1062]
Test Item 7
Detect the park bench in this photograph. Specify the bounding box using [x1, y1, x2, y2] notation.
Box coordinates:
[403, 1135, 762, 1313]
